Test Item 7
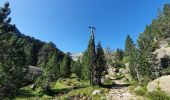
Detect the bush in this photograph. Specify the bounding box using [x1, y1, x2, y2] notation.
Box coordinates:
[134, 87, 146, 96]
[123, 56, 130, 63]
[148, 91, 170, 100]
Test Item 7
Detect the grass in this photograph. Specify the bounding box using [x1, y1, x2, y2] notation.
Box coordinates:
[132, 84, 170, 100]
[15, 85, 53, 100]
[148, 91, 170, 100]
[15, 74, 110, 100]
[57, 86, 109, 100]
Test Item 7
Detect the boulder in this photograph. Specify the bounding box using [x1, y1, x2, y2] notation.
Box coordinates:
[92, 90, 101, 95]
[147, 75, 170, 96]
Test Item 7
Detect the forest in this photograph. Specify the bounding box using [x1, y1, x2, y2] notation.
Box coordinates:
[0, 2, 170, 100]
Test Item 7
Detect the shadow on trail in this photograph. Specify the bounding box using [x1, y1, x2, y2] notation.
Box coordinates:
[100, 83, 131, 89]
[112, 84, 130, 89]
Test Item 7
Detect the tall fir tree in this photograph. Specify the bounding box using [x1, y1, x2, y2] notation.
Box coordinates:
[82, 27, 101, 85]
[96, 42, 106, 85]
[37, 42, 56, 68]
[71, 59, 82, 79]
[125, 35, 134, 56]
[81, 51, 90, 80]
[115, 48, 124, 61]
[0, 2, 28, 99]
[60, 53, 71, 78]
[37, 51, 60, 93]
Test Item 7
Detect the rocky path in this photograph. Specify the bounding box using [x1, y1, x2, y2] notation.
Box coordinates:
[106, 76, 139, 100]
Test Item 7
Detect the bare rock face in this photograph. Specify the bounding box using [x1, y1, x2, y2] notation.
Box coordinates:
[152, 40, 170, 78]
[28, 66, 43, 76]
[154, 40, 170, 58]
[159, 40, 169, 48]
[154, 47, 170, 59]
[70, 52, 83, 61]
[147, 75, 170, 96]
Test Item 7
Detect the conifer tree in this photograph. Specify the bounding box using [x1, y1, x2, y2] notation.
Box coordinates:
[128, 44, 140, 81]
[137, 33, 156, 81]
[60, 53, 71, 78]
[0, 2, 28, 99]
[37, 42, 56, 68]
[81, 51, 90, 80]
[125, 35, 134, 56]
[46, 51, 60, 81]
[71, 59, 82, 79]
[96, 42, 106, 85]
[115, 48, 124, 61]
[82, 27, 101, 85]
[37, 51, 60, 93]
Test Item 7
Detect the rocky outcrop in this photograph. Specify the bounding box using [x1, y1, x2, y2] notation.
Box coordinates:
[152, 40, 170, 78]
[70, 52, 83, 61]
[28, 66, 43, 76]
[147, 75, 170, 96]
[27, 66, 43, 82]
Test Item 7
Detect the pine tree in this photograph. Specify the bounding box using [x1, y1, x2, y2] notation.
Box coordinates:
[125, 35, 134, 56]
[137, 33, 156, 81]
[0, 2, 28, 98]
[163, 4, 170, 16]
[37, 42, 56, 68]
[128, 44, 140, 81]
[81, 51, 90, 80]
[71, 59, 82, 79]
[37, 51, 60, 93]
[115, 48, 124, 61]
[46, 51, 60, 81]
[60, 53, 71, 78]
[96, 42, 106, 85]
[82, 27, 101, 85]
[24, 42, 34, 66]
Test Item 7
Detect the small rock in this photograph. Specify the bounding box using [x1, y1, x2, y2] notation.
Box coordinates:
[30, 83, 36, 90]
[101, 77, 105, 83]
[93, 90, 101, 95]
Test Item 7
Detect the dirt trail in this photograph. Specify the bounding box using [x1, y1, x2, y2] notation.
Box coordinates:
[106, 77, 139, 100]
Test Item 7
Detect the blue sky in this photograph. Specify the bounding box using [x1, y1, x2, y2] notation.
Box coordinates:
[0, 0, 170, 53]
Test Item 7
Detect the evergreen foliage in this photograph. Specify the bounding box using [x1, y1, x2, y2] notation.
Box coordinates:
[96, 42, 106, 85]
[60, 53, 71, 78]
[0, 2, 28, 99]
[82, 31, 106, 86]
[115, 48, 124, 61]
[125, 35, 134, 56]
[71, 59, 82, 79]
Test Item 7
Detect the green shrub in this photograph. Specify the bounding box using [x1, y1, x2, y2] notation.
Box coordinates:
[123, 56, 130, 63]
[134, 85, 147, 96]
[148, 91, 170, 100]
